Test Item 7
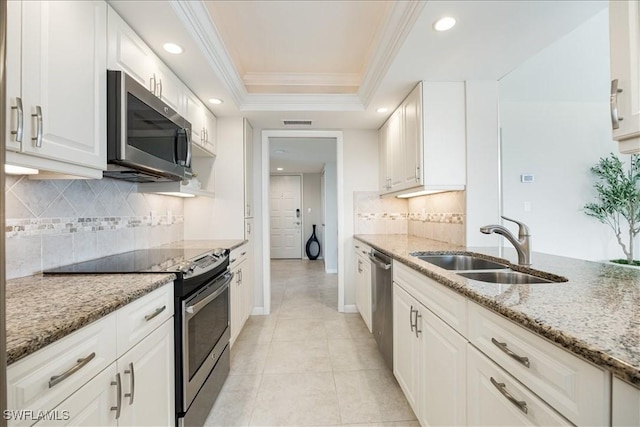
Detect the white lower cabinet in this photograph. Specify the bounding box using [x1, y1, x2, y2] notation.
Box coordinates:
[230, 243, 253, 345]
[117, 320, 174, 427]
[467, 345, 571, 426]
[8, 283, 175, 427]
[354, 242, 372, 332]
[393, 282, 467, 426]
[613, 377, 640, 426]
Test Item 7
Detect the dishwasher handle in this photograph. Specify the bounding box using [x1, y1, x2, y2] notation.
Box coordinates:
[368, 252, 391, 270]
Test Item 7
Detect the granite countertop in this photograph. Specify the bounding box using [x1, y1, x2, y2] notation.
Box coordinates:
[355, 234, 640, 386]
[5, 239, 245, 366]
[6, 273, 175, 365]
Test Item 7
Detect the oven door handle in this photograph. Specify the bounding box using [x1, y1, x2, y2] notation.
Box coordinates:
[185, 273, 233, 317]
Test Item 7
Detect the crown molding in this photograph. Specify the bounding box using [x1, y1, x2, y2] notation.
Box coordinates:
[171, 0, 421, 112]
[243, 72, 361, 87]
[169, 0, 247, 106]
[357, 0, 426, 108]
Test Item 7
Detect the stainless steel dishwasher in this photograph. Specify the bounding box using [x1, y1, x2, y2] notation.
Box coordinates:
[368, 249, 393, 370]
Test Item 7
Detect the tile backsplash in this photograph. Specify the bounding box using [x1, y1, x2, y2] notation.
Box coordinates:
[5, 175, 184, 279]
[354, 190, 466, 246]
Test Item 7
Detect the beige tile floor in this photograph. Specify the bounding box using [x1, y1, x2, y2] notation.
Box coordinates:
[204, 259, 418, 427]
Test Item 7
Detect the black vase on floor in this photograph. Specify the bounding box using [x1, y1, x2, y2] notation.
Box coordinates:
[305, 224, 321, 260]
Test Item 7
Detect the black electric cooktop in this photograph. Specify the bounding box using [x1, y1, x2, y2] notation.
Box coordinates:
[43, 248, 218, 274]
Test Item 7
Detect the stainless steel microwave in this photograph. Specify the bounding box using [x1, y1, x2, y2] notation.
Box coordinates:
[105, 70, 192, 182]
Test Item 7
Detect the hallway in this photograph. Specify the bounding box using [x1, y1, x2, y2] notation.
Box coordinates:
[205, 259, 417, 426]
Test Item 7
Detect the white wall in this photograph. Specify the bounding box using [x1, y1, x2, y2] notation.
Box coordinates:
[500, 9, 620, 261]
[323, 163, 338, 272]
[465, 81, 501, 247]
[184, 117, 245, 240]
[302, 173, 323, 259]
[342, 129, 379, 306]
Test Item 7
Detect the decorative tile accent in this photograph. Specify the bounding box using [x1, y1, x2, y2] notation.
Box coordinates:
[5, 175, 185, 279]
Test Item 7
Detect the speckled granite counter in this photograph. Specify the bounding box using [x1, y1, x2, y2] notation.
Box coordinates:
[6, 239, 245, 366]
[355, 234, 640, 386]
[6, 273, 175, 365]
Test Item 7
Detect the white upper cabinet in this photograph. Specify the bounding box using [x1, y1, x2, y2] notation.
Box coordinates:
[107, 6, 184, 115]
[243, 118, 253, 218]
[6, 0, 107, 178]
[379, 81, 466, 196]
[184, 88, 216, 157]
[610, 0, 640, 153]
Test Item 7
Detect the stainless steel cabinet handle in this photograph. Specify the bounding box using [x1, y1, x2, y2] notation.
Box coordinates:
[111, 373, 122, 419]
[230, 258, 236, 264]
[48, 352, 96, 388]
[491, 337, 530, 368]
[157, 78, 163, 98]
[11, 97, 23, 142]
[490, 377, 528, 414]
[150, 74, 156, 95]
[611, 79, 624, 129]
[415, 165, 420, 181]
[357, 260, 363, 273]
[414, 311, 422, 338]
[144, 305, 166, 322]
[409, 305, 416, 332]
[32, 105, 43, 147]
[124, 362, 135, 405]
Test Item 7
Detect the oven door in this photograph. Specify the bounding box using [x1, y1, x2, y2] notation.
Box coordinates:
[182, 271, 232, 409]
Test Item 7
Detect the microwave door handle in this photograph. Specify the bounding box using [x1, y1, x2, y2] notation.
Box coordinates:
[185, 129, 192, 167]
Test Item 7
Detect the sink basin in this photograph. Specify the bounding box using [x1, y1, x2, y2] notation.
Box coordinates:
[458, 271, 557, 284]
[412, 254, 508, 271]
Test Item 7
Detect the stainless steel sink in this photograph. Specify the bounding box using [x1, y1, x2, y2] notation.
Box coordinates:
[412, 254, 508, 271]
[457, 271, 558, 284]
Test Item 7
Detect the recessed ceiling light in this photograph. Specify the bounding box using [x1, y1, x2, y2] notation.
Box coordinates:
[376, 107, 389, 113]
[208, 98, 223, 105]
[433, 16, 456, 32]
[163, 43, 183, 54]
[276, 167, 284, 171]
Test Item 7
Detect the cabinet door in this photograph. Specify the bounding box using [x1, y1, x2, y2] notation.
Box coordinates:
[387, 109, 404, 191]
[184, 90, 205, 147]
[204, 109, 218, 155]
[402, 83, 422, 188]
[610, 0, 640, 146]
[35, 365, 119, 427]
[244, 118, 254, 217]
[392, 284, 421, 414]
[230, 259, 247, 345]
[107, 6, 156, 92]
[613, 377, 640, 427]
[361, 256, 372, 332]
[467, 346, 572, 427]
[21, 0, 106, 170]
[420, 308, 466, 427]
[378, 121, 388, 192]
[6, 0, 22, 152]
[118, 321, 175, 427]
[154, 62, 183, 114]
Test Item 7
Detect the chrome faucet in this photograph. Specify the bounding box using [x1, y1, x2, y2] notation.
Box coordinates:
[480, 216, 532, 266]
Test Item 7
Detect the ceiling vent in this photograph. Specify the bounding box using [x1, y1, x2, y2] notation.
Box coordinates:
[282, 120, 313, 126]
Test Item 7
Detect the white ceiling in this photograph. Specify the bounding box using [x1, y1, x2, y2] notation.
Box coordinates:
[108, 0, 608, 131]
[269, 138, 337, 174]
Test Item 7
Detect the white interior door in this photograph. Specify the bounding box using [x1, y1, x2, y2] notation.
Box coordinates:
[270, 175, 302, 259]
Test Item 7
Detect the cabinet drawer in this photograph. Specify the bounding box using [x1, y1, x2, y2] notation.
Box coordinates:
[393, 261, 467, 336]
[230, 244, 248, 268]
[7, 314, 117, 426]
[468, 301, 609, 426]
[353, 241, 371, 256]
[116, 284, 174, 357]
[468, 345, 572, 426]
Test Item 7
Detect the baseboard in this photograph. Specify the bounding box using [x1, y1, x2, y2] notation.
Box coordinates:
[251, 307, 265, 315]
[342, 304, 358, 313]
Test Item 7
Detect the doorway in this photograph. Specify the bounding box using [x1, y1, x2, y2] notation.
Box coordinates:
[270, 175, 303, 259]
[261, 130, 344, 315]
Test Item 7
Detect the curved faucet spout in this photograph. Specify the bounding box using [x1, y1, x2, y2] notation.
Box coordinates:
[480, 217, 532, 265]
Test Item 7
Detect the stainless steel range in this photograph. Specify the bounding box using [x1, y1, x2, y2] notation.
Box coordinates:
[45, 247, 232, 427]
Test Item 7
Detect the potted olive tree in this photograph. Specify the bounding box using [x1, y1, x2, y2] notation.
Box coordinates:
[584, 153, 640, 265]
